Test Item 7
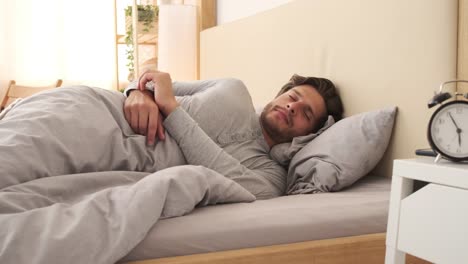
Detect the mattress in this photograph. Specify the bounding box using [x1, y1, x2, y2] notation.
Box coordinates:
[122, 175, 390, 261]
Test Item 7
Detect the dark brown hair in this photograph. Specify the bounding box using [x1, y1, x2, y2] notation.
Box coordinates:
[276, 74, 344, 125]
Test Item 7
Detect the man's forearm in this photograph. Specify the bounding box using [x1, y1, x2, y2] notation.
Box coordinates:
[163, 107, 284, 199]
[159, 100, 179, 117]
[163, 107, 233, 171]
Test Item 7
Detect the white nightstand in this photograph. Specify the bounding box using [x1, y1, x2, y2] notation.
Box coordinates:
[385, 158, 468, 264]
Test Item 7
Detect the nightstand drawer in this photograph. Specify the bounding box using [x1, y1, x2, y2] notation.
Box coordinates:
[397, 183, 468, 263]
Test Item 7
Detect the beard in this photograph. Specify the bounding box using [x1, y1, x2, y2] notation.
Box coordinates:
[260, 102, 295, 144]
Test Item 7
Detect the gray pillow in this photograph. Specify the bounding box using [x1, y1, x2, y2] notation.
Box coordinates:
[269, 116, 335, 166]
[287, 107, 397, 195]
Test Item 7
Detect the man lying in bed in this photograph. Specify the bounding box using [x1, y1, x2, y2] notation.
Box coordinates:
[123, 70, 343, 199]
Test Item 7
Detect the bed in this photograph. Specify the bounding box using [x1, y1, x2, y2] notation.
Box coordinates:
[0, 0, 463, 263]
[119, 0, 465, 263]
[121, 176, 390, 262]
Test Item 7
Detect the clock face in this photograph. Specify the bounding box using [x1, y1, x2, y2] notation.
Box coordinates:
[428, 100, 468, 161]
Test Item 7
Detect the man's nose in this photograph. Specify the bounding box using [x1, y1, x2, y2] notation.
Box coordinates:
[286, 103, 297, 115]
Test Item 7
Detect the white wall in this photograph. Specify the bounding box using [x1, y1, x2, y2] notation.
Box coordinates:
[0, 1, 11, 98]
[217, 0, 292, 25]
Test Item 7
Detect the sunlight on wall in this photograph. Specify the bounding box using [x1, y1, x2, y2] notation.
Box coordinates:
[0, 1, 12, 99]
[0, 0, 117, 90]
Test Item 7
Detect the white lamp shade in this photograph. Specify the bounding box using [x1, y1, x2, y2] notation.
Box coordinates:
[157, 4, 198, 81]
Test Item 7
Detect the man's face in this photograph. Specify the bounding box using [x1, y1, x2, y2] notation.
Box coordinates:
[260, 84, 327, 144]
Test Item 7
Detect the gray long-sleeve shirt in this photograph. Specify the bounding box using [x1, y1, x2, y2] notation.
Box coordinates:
[125, 78, 286, 199]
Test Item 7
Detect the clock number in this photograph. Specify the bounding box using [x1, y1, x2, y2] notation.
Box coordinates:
[437, 137, 443, 143]
[434, 127, 439, 134]
[438, 118, 445, 125]
[457, 148, 461, 153]
[456, 107, 463, 114]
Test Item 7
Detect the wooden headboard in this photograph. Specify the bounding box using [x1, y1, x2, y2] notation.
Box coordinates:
[200, 0, 462, 177]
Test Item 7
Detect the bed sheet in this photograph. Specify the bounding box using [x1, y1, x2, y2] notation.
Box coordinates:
[122, 175, 390, 261]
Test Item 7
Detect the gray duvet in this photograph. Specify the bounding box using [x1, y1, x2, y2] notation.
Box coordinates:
[0, 86, 255, 264]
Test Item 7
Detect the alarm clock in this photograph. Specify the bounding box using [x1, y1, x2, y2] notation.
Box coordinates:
[427, 80, 468, 162]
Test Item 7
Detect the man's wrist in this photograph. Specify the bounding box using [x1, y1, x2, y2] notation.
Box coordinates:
[141, 89, 155, 97]
[128, 89, 154, 98]
[161, 101, 180, 116]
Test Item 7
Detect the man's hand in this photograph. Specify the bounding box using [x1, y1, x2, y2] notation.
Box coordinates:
[124, 89, 165, 145]
[138, 70, 179, 116]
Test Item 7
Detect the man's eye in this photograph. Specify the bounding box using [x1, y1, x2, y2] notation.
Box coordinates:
[289, 95, 297, 101]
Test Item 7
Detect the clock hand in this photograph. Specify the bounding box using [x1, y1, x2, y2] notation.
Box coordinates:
[448, 112, 461, 130]
[449, 112, 464, 147]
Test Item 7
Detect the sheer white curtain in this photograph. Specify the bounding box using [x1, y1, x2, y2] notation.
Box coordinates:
[157, 3, 198, 81]
[0, 0, 117, 92]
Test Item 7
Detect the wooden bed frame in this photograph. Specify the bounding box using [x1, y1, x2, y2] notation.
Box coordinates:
[125, 0, 466, 263]
[129, 233, 387, 264]
[127, 233, 428, 264]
